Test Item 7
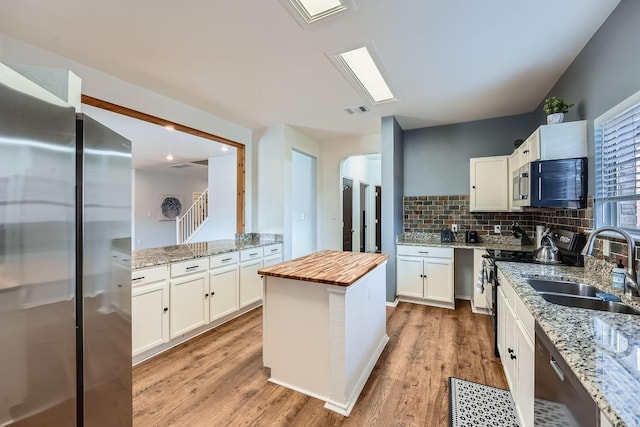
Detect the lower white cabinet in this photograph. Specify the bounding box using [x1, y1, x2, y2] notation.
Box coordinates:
[497, 269, 534, 427]
[170, 274, 209, 338]
[209, 264, 239, 322]
[240, 258, 264, 307]
[396, 245, 454, 309]
[169, 258, 209, 338]
[132, 265, 170, 356]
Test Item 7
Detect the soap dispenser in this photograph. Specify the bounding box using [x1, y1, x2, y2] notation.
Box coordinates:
[612, 259, 625, 289]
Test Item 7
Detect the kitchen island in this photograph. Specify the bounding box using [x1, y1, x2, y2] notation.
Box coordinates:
[258, 250, 388, 416]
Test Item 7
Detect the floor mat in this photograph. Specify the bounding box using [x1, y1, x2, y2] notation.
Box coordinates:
[448, 377, 520, 427]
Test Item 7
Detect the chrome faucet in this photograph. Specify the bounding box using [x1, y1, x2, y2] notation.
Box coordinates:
[581, 227, 638, 296]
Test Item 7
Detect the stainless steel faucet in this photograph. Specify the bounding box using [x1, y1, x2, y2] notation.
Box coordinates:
[581, 226, 638, 296]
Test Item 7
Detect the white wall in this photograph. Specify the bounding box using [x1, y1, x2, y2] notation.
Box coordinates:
[0, 34, 254, 233]
[291, 150, 317, 258]
[190, 154, 237, 241]
[134, 170, 207, 249]
[318, 135, 381, 251]
[342, 155, 381, 253]
[257, 124, 320, 260]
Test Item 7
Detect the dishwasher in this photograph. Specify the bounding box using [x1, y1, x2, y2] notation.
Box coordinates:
[534, 323, 598, 427]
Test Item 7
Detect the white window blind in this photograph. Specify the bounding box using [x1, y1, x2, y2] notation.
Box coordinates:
[596, 96, 640, 230]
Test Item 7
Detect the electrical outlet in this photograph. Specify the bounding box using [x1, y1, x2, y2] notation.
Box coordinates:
[603, 239, 610, 256]
[451, 224, 458, 232]
[494, 225, 501, 234]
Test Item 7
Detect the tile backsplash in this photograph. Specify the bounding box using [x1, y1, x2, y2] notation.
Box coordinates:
[402, 194, 638, 268]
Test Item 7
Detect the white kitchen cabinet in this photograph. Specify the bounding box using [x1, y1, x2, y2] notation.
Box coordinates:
[209, 263, 239, 322]
[470, 156, 509, 212]
[131, 265, 169, 356]
[396, 245, 454, 309]
[262, 243, 283, 267]
[169, 258, 209, 338]
[497, 269, 535, 427]
[240, 258, 264, 307]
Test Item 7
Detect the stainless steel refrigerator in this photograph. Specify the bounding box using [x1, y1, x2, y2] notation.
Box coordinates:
[0, 65, 132, 426]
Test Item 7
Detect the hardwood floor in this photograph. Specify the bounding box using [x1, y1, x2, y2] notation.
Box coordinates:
[133, 301, 506, 426]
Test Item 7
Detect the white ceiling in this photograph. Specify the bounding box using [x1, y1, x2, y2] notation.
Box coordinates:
[0, 1, 621, 141]
[83, 104, 235, 178]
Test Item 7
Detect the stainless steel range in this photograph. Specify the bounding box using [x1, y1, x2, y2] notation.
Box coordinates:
[484, 229, 586, 357]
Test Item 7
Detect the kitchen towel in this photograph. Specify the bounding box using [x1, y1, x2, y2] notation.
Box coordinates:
[476, 258, 490, 294]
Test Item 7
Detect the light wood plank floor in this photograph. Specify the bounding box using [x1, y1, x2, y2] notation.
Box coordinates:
[133, 301, 507, 426]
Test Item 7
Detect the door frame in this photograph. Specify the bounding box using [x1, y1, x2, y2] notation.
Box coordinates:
[82, 95, 245, 233]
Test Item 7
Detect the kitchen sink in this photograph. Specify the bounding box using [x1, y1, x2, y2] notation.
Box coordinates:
[537, 292, 640, 315]
[526, 278, 600, 297]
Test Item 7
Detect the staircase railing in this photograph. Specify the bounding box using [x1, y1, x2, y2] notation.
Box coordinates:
[176, 189, 208, 244]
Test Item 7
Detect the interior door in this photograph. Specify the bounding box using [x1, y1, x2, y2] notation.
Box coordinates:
[360, 182, 368, 252]
[375, 186, 381, 253]
[342, 178, 353, 251]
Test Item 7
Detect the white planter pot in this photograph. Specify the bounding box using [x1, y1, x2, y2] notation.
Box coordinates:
[547, 113, 564, 124]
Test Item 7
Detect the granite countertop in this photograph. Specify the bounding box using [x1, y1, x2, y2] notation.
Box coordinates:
[258, 250, 388, 287]
[132, 234, 283, 270]
[496, 261, 640, 427]
[396, 232, 537, 252]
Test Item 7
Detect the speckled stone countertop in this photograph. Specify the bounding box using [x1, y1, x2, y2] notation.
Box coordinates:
[396, 232, 536, 252]
[132, 233, 283, 270]
[496, 259, 640, 427]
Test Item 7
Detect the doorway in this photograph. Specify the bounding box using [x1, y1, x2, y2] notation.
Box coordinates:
[375, 185, 381, 253]
[341, 154, 381, 253]
[342, 178, 353, 251]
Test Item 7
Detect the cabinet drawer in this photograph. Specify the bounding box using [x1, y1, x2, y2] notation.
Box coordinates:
[132, 265, 168, 287]
[263, 244, 282, 256]
[240, 247, 264, 261]
[210, 251, 239, 269]
[170, 258, 208, 278]
[397, 245, 453, 258]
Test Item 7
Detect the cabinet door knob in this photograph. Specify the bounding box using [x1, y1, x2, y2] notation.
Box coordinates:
[163, 307, 168, 312]
[510, 354, 517, 360]
[211, 292, 215, 296]
[205, 293, 209, 298]
[472, 186, 476, 189]
[508, 348, 514, 354]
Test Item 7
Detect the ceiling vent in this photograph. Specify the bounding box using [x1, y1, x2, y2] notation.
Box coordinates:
[344, 105, 370, 114]
[168, 163, 193, 169]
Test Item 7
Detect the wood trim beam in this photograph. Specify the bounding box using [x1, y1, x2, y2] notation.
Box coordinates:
[81, 95, 245, 234]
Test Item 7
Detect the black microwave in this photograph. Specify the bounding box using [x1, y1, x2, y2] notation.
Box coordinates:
[530, 157, 587, 209]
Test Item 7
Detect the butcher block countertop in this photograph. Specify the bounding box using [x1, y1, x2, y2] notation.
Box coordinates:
[258, 250, 388, 287]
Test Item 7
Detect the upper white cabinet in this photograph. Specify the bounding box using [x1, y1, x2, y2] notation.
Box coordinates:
[530, 120, 587, 161]
[470, 156, 509, 212]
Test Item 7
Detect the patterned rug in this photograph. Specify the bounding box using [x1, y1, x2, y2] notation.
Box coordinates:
[448, 377, 520, 427]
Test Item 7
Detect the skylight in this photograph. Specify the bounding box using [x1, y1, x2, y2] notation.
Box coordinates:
[336, 46, 395, 103]
[286, 0, 351, 24]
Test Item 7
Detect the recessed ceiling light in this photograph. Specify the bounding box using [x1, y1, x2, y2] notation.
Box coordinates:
[335, 46, 395, 103]
[221, 146, 229, 152]
[166, 154, 174, 161]
[281, 0, 354, 25]
[164, 125, 175, 131]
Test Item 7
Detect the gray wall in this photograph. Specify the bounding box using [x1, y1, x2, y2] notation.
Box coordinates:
[533, 0, 640, 193]
[381, 116, 404, 302]
[403, 113, 535, 196]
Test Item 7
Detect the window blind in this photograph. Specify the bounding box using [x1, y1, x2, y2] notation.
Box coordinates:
[597, 102, 640, 201]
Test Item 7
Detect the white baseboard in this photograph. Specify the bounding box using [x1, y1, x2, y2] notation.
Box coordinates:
[386, 297, 399, 307]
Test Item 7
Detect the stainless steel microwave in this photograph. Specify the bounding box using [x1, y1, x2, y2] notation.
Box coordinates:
[512, 164, 530, 207]
[530, 157, 587, 209]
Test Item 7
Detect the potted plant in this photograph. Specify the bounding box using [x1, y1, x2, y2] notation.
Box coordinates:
[543, 96, 574, 124]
